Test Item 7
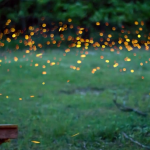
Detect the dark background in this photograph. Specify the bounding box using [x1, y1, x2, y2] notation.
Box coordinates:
[0, 0, 150, 49]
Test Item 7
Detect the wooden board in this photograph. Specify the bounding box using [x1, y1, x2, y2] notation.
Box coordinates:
[0, 124, 18, 145]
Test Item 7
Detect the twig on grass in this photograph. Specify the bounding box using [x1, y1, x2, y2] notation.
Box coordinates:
[122, 132, 150, 149]
[113, 93, 147, 117]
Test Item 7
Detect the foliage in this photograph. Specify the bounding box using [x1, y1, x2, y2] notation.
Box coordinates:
[0, 0, 150, 42]
[0, 0, 150, 25]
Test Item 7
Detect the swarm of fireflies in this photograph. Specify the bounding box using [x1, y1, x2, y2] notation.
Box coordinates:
[1, 19, 150, 101]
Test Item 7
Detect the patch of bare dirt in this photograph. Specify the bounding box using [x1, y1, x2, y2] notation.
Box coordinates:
[59, 87, 104, 95]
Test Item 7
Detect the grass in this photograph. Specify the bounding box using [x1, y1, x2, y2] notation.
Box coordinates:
[0, 47, 150, 150]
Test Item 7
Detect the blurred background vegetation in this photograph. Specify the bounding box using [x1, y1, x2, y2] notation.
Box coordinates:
[0, 0, 150, 49]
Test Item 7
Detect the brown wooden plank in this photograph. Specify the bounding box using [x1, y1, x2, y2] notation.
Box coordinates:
[0, 124, 18, 129]
[0, 124, 18, 139]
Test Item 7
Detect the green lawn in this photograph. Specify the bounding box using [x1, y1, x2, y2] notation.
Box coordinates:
[0, 47, 150, 150]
